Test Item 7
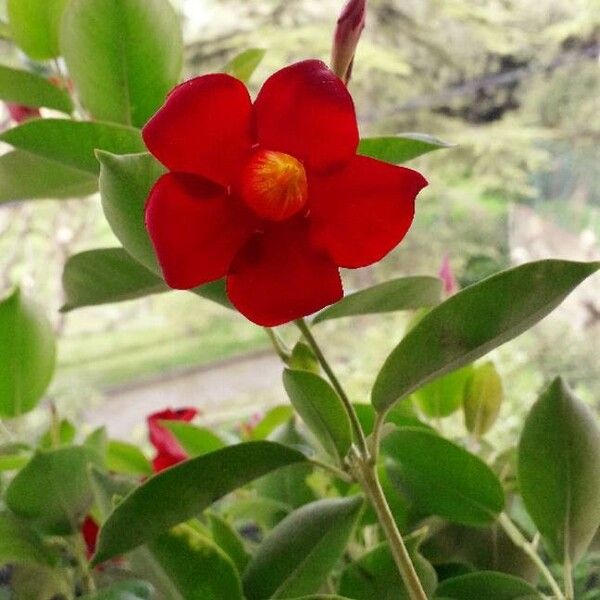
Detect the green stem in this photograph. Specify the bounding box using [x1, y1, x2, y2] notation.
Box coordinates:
[563, 554, 574, 600]
[357, 461, 428, 600]
[292, 318, 428, 600]
[309, 457, 352, 483]
[294, 318, 369, 457]
[498, 513, 565, 600]
[264, 327, 290, 362]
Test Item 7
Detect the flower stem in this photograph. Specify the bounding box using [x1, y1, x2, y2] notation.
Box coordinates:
[292, 317, 428, 600]
[357, 460, 429, 600]
[294, 318, 368, 457]
[264, 327, 291, 362]
[498, 513, 565, 600]
[563, 554, 575, 600]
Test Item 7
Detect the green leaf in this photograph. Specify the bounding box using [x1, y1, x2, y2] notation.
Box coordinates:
[106, 440, 152, 476]
[372, 260, 600, 414]
[93, 441, 307, 564]
[84, 427, 109, 466]
[250, 406, 294, 441]
[518, 377, 600, 564]
[162, 422, 226, 457]
[208, 512, 251, 573]
[435, 572, 542, 599]
[413, 365, 474, 419]
[463, 362, 503, 437]
[0, 512, 57, 566]
[0, 65, 72, 113]
[282, 369, 352, 463]
[0, 288, 56, 418]
[0, 453, 30, 471]
[10, 563, 71, 600]
[254, 420, 316, 509]
[80, 580, 154, 600]
[8, 0, 68, 59]
[289, 341, 320, 374]
[223, 48, 266, 83]
[339, 540, 437, 600]
[148, 524, 244, 600]
[61, 0, 183, 127]
[383, 428, 504, 525]
[0, 150, 97, 203]
[0, 119, 144, 174]
[38, 418, 76, 448]
[313, 276, 442, 324]
[358, 133, 453, 164]
[98, 151, 164, 271]
[6, 446, 93, 534]
[61, 247, 168, 312]
[243, 496, 364, 599]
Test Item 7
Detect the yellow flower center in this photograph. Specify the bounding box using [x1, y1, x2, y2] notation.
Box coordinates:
[240, 149, 308, 221]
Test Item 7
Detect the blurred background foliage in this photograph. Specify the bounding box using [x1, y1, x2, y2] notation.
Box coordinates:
[0, 0, 598, 439]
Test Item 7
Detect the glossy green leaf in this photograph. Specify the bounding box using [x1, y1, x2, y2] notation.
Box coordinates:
[463, 361, 503, 437]
[0, 453, 30, 471]
[0, 512, 57, 567]
[0, 65, 72, 113]
[208, 512, 251, 573]
[250, 406, 294, 441]
[372, 260, 600, 413]
[61, 0, 183, 126]
[93, 441, 307, 563]
[283, 369, 352, 463]
[98, 151, 163, 272]
[243, 496, 363, 599]
[38, 418, 76, 448]
[106, 440, 153, 476]
[518, 377, 600, 564]
[6, 446, 93, 534]
[163, 422, 226, 457]
[89, 468, 231, 600]
[384, 428, 504, 525]
[8, 0, 68, 59]
[224, 48, 266, 83]
[149, 524, 244, 600]
[0, 119, 144, 174]
[254, 420, 316, 509]
[0, 288, 56, 418]
[339, 540, 437, 600]
[435, 572, 541, 599]
[289, 341, 320, 374]
[413, 365, 473, 419]
[313, 276, 442, 323]
[96, 151, 233, 308]
[358, 133, 453, 164]
[62, 247, 168, 312]
[80, 580, 154, 600]
[0, 150, 97, 203]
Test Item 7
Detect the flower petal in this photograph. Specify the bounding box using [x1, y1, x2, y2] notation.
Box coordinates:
[227, 221, 343, 326]
[147, 407, 197, 464]
[309, 155, 428, 268]
[254, 60, 359, 173]
[146, 173, 257, 289]
[143, 74, 253, 186]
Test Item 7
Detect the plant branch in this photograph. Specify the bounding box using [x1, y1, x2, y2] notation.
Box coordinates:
[294, 318, 369, 457]
[498, 512, 565, 600]
[264, 327, 290, 363]
[309, 458, 352, 483]
[356, 461, 428, 600]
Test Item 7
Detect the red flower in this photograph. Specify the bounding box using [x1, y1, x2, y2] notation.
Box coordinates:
[143, 60, 427, 326]
[147, 407, 198, 472]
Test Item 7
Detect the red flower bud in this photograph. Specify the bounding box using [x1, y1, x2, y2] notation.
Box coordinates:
[331, 0, 367, 83]
[5, 103, 40, 124]
[439, 253, 459, 296]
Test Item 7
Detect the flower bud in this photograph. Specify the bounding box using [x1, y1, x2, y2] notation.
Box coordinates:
[439, 253, 458, 296]
[5, 102, 40, 124]
[331, 0, 366, 84]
